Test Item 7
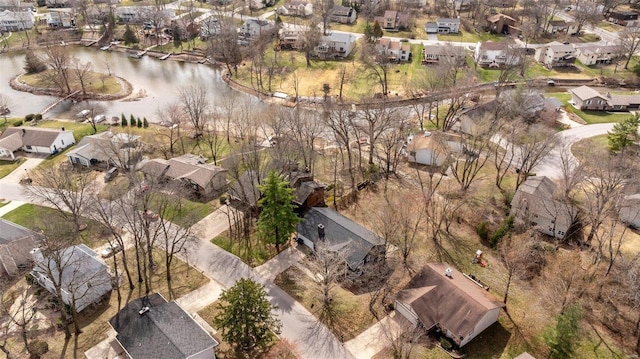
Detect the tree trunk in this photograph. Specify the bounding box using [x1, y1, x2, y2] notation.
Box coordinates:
[503, 271, 512, 305]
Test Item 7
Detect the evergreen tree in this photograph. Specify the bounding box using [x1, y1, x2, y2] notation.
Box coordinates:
[121, 113, 127, 127]
[143, 117, 149, 128]
[129, 114, 136, 127]
[137, 117, 142, 128]
[544, 305, 582, 359]
[372, 21, 383, 40]
[257, 171, 300, 253]
[213, 278, 281, 352]
[608, 114, 639, 154]
[123, 25, 139, 45]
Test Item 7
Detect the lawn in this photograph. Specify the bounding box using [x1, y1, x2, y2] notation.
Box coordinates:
[327, 20, 367, 34]
[0, 158, 25, 179]
[20, 70, 123, 95]
[1, 203, 112, 248]
[36, 120, 107, 143]
[572, 135, 609, 164]
[149, 193, 218, 227]
[211, 231, 281, 267]
[547, 92, 634, 124]
[438, 31, 501, 43]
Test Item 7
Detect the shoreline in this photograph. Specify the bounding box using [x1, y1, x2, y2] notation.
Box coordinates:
[9, 72, 133, 101]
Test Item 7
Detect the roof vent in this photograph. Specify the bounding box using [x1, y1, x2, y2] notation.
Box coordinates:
[445, 268, 453, 278]
[318, 223, 325, 240]
[138, 306, 150, 315]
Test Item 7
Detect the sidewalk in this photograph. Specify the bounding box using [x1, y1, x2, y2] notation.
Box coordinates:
[191, 205, 239, 240]
[0, 200, 24, 217]
[0, 158, 45, 185]
[344, 313, 406, 359]
[255, 245, 306, 281]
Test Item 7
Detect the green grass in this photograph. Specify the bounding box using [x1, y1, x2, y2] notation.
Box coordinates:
[0, 158, 25, 179]
[328, 20, 367, 34]
[438, 30, 501, 43]
[2, 203, 111, 248]
[20, 70, 123, 95]
[149, 193, 217, 228]
[36, 120, 107, 143]
[212, 230, 281, 267]
[547, 92, 633, 124]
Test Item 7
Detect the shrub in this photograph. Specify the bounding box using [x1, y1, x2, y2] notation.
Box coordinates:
[440, 337, 453, 351]
[27, 340, 48, 358]
[13, 120, 23, 127]
[25, 114, 35, 122]
[476, 221, 490, 241]
[219, 195, 227, 205]
[34, 114, 42, 121]
[121, 113, 127, 127]
[387, 302, 394, 311]
[489, 216, 514, 248]
[143, 117, 149, 128]
[25, 272, 34, 285]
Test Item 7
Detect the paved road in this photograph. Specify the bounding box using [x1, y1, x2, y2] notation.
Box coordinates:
[534, 123, 615, 179]
[555, 11, 619, 45]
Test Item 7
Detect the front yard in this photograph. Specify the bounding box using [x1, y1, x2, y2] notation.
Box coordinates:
[546, 92, 635, 124]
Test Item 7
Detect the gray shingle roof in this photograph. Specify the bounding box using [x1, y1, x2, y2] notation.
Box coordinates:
[0, 218, 40, 245]
[297, 207, 384, 269]
[0, 127, 72, 148]
[569, 85, 608, 101]
[109, 293, 218, 359]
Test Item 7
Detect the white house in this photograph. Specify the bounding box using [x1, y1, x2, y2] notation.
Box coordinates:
[276, 0, 313, 17]
[0, 127, 75, 159]
[315, 32, 356, 59]
[0, 9, 34, 31]
[375, 38, 411, 62]
[436, 17, 460, 33]
[405, 131, 461, 166]
[66, 131, 141, 168]
[278, 24, 306, 49]
[474, 41, 521, 67]
[239, 19, 275, 38]
[31, 245, 112, 312]
[619, 194, 640, 229]
[534, 41, 576, 68]
[575, 45, 620, 66]
[395, 263, 504, 348]
[198, 15, 220, 39]
[47, 8, 74, 28]
[422, 44, 465, 65]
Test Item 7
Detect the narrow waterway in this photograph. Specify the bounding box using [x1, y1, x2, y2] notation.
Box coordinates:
[0, 46, 243, 121]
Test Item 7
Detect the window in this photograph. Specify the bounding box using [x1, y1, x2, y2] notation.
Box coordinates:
[586, 100, 591, 104]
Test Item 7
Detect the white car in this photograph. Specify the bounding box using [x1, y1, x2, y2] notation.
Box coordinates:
[101, 244, 122, 258]
[93, 114, 106, 123]
[76, 109, 90, 118]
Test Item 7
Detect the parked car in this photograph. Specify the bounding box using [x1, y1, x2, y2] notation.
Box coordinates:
[76, 109, 90, 119]
[101, 244, 122, 258]
[104, 167, 118, 182]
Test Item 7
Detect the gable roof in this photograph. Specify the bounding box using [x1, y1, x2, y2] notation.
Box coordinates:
[512, 176, 575, 229]
[437, 17, 460, 23]
[479, 41, 510, 51]
[544, 41, 575, 53]
[331, 5, 353, 16]
[0, 218, 41, 245]
[486, 13, 516, 23]
[66, 131, 140, 164]
[297, 207, 384, 269]
[0, 127, 72, 148]
[423, 44, 465, 57]
[397, 263, 503, 342]
[109, 293, 218, 359]
[166, 154, 227, 188]
[0, 132, 23, 152]
[569, 85, 608, 101]
[228, 170, 262, 206]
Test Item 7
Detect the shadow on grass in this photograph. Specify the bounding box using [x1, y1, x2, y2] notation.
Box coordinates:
[461, 320, 511, 358]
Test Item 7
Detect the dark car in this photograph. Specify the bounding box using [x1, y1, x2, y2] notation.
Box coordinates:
[104, 167, 118, 182]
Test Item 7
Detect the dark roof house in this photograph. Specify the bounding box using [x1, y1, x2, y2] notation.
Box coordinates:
[0, 219, 42, 276]
[296, 207, 385, 270]
[395, 263, 504, 348]
[109, 293, 218, 359]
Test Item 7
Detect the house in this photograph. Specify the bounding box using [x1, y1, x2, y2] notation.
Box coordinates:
[276, 0, 313, 17]
[278, 24, 306, 50]
[453, 0, 471, 12]
[296, 207, 385, 270]
[30, 245, 112, 312]
[249, 0, 275, 10]
[0, 0, 33, 11]
[375, 38, 411, 62]
[0, 219, 42, 277]
[315, 32, 356, 59]
[486, 13, 519, 35]
[575, 45, 620, 66]
[534, 41, 576, 68]
[436, 17, 460, 33]
[405, 131, 459, 166]
[395, 263, 504, 348]
[239, 19, 275, 38]
[474, 41, 521, 67]
[198, 15, 220, 39]
[569, 85, 611, 110]
[140, 154, 228, 199]
[608, 11, 638, 26]
[109, 292, 218, 359]
[545, 19, 568, 34]
[373, 10, 410, 31]
[329, 5, 356, 24]
[618, 194, 640, 229]
[0, 9, 34, 31]
[422, 44, 465, 65]
[114, 7, 174, 24]
[0, 127, 75, 160]
[606, 92, 640, 111]
[287, 171, 325, 212]
[228, 170, 262, 208]
[66, 131, 141, 168]
[47, 8, 74, 28]
[510, 176, 577, 239]
[45, 0, 70, 8]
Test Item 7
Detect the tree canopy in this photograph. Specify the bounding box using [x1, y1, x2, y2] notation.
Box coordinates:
[257, 170, 300, 252]
[213, 278, 281, 352]
[608, 114, 639, 154]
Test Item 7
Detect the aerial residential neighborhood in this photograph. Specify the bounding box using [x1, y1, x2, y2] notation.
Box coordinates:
[1, 0, 640, 357]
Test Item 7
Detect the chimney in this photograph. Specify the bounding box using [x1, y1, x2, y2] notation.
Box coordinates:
[21, 128, 26, 136]
[445, 268, 453, 278]
[61, 127, 65, 131]
[317, 224, 325, 240]
[138, 306, 150, 315]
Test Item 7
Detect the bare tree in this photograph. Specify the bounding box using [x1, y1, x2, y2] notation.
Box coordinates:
[25, 166, 92, 239]
[316, 0, 334, 35]
[156, 102, 187, 158]
[309, 246, 345, 332]
[574, 1, 603, 34]
[72, 60, 92, 97]
[451, 117, 494, 191]
[358, 104, 401, 165]
[0, 93, 10, 124]
[361, 41, 392, 97]
[323, 106, 357, 192]
[283, 107, 323, 172]
[1, 284, 37, 356]
[201, 115, 226, 165]
[43, 44, 73, 94]
[618, 26, 640, 69]
[514, 124, 558, 190]
[76, 101, 106, 134]
[179, 83, 209, 137]
[207, 19, 244, 76]
[377, 115, 410, 179]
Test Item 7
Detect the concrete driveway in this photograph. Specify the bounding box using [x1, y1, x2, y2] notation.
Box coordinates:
[0, 157, 45, 185]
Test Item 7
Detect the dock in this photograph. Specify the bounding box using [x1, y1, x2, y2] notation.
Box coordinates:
[100, 44, 111, 50]
[159, 52, 171, 60]
[134, 50, 147, 58]
[39, 90, 81, 116]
